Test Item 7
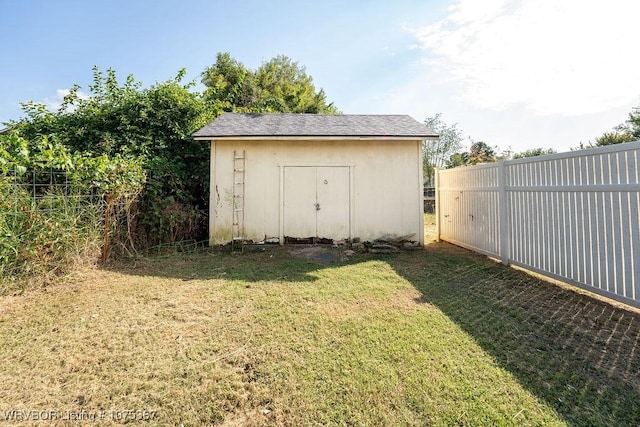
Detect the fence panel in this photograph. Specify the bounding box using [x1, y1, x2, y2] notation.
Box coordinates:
[436, 141, 640, 308]
[437, 163, 502, 258]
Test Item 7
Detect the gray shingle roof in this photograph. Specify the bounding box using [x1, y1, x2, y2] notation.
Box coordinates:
[193, 113, 437, 139]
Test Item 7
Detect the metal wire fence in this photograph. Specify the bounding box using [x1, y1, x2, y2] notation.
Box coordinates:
[1, 167, 208, 266]
[0, 168, 108, 291]
[2, 167, 103, 212]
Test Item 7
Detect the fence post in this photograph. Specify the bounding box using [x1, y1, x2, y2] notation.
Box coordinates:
[435, 167, 441, 242]
[102, 194, 112, 263]
[498, 160, 510, 265]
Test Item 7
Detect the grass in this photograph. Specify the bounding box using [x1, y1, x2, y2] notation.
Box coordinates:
[0, 218, 639, 425]
[0, 183, 104, 295]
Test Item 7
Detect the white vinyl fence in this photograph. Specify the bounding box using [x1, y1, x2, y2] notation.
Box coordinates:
[436, 140, 640, 308]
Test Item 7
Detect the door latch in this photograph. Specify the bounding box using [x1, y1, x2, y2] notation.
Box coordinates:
[315, 203, 320, 211]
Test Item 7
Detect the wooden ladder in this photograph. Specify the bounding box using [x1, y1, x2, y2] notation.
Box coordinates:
[231, 150, 246, 253]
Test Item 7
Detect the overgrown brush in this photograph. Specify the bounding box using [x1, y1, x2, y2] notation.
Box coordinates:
[0, 180, 103, 293]
[0, 132, 145, 293]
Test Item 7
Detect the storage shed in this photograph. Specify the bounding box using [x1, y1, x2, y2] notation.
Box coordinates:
[193, 113, 437, 246]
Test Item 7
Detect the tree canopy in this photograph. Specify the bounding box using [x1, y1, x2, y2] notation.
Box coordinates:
[422, 114, 464, 184]
[445, 140, 499, 168]
[201, 53, 255, 113]
[629, 106, 640, 139]
[5, 52, 339, 247]
[9, 67, 213, 245]
[466, 141, 497, 164]
[583, 104, 640, 148]
[421, 114, 503, 171]
[201, 52, 338, 114]
[513, 147, 557, 159]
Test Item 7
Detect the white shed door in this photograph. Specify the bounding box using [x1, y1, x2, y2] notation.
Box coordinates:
[316, 167, 350, 238]
[283, 167, 317, 238]
[283, 166, 350, 240]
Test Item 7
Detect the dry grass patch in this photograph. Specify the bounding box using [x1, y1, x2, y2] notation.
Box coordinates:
[3, 270, 270, 421]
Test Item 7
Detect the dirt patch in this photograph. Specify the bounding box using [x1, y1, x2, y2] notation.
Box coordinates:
[288, 245, 352, 263]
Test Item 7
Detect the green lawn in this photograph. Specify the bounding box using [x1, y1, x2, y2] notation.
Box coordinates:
[0, 241, 638, 425]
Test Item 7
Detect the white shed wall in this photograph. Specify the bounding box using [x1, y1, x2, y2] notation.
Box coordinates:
[209, 139, 424, 245]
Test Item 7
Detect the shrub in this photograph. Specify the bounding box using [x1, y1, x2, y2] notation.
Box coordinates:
[0, 132, 145, 293]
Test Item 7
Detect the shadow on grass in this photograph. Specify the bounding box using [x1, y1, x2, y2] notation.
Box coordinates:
[103, 245, 370, 284]
[106, 242, 640, 425]
[389, 242, 640, 426]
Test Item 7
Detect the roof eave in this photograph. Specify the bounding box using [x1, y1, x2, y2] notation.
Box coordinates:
[193, 135, 438, 141]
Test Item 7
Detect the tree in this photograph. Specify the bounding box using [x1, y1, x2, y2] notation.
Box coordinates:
[254, 55, 338, 113]
[201, 53, 338, 114]
[422, 116, 499, 175]
[466, 141, 497, 164]
[445, 152, 467, 168]
[8, 55, 340, 247]
[628, 106, 640, 139]
[9, 67, 213, 246]
[581, 104, 640, 149]
[593, 131, 635, 147]
[201, 52, 256, 113]
[422, 114, 464, 184]
[444, 140, 500, 167]
[513, 147, 557, 159]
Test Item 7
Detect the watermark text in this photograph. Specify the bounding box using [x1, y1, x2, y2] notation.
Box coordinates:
[3, 409, 157, 422]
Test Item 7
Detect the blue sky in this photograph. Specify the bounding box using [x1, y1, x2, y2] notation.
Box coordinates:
[1, 0, 639, 153]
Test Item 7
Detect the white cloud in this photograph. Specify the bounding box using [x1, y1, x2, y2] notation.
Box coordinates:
[44, 88, 90, 112]
[408, 0, 640, 116]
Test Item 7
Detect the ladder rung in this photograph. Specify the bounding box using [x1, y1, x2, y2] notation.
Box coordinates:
[232, 151, 245, 248]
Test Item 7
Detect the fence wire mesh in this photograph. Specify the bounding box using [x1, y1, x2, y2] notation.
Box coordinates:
[1, 167, 109, 290]
[2, 167, 104, 215]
